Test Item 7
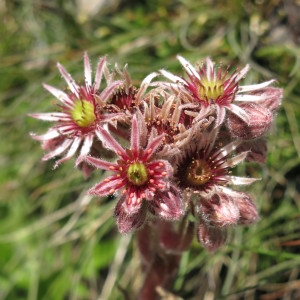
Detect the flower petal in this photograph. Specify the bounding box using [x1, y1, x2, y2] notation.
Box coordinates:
[83, 51, 92, 86]
[84, 155, 118, 171]
[228, 103, 250, 124]
[42, 138, 73, 161]
[136, 72, 158, 101]
[142, 134, 165, 161]
[94, 56, 106, 90]
[99, 80, 123, 102]
[96, 126, 128, 160]
[177, 55, 200, 80]
[238, 79, 276, 93]
[228, 176, 260, 185]
[57, 63, 79, 98]
[54, 136, 82, 168]
[30, 129, 61, 141]
[130, 114, 139, 153]
[28, 112, 70, 122]
[159, 69, 186, 84]
[76, 134, 94, 166]
[89, 176, 125, 196]
[42, 83, 73, 108]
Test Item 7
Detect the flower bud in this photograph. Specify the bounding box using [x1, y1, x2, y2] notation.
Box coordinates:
[200, 192, 240, 227]
[114, 199, 147, 233]
[237, 138, 267, 164]
[228, 103, 273, 139]
[235, 192, 259, 225]
[197, 219, 227, 252]
[254, 87, 283, 113]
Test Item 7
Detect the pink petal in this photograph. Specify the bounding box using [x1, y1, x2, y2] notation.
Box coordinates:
[223, 151, 248, 168]
[177, 55, 200, 80]
[136, 72, 158, 101]
[238, 79, 276, 93]
[228, 103, 250, 124]
[121, 188, 144, 215]
[142, 134, 165, 161]
[57, 63, 79, 98]
[205, 57, 214, 81]
[130, 114, 139, 153]
[214, 140, 240, 159]
[84, 155, 118, 171]
[228, 176, 260, 185]
[89, 176, 125, 196]
[30, 129, 61, 141]
[42, 138, 73, 161]
[94, 56, 106, 90]
[83, 52, 92, 86]
[159, 69, 185, 84]
[54, 137, 81, 168]
[96, 127, 128, 160]
[215, 105, 226, 127]
[76, 134, 94, 166]
[235, 64, 250, 82]
[42, 84, 73, 108]
[28, 112, 70, 122]
[99, 80, 123, 101]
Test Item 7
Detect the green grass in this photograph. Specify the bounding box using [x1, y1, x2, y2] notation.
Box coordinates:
[1, 0, 300, 299]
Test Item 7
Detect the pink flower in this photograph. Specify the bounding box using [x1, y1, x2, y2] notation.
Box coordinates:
[160, 55, 277, 127]
[84, 114, 183, 232]
[29, 52, 123, 168]
[174, 127, 259, 250]
[174, 128, 258, 196]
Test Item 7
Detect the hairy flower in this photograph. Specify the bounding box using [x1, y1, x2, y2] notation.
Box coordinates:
[29, 52, 123, 168]
[160, 55, 277, 127]
[174, 127, 259, 250]
[175, 128, 257, 197]
[84, 114, 183, 232]
[106, 65, 158, 120]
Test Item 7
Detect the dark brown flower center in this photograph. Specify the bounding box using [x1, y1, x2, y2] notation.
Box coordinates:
[186, 158, 212, 186]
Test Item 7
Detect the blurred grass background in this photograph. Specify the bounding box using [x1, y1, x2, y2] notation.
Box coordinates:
[1, 0, 300, 299]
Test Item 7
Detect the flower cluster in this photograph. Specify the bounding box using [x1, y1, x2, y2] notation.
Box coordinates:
[30, 53, 283, 251]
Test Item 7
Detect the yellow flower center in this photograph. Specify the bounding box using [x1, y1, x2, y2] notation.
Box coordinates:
[186, 158, 211, 186]
[198, 79, 224, 102]
[71, 100, 96, 128]
[127, 162, 148, 186]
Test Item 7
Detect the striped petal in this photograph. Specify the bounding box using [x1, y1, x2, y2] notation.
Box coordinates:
[54, 137, 81, 168]
[84, 155, 118, 171]
[83, 52, 92, 86]
[42, 84, 73, 108]
[57, 63, 79, 98]
[177, 55, 201, 80]
[28, 112, 70, 122]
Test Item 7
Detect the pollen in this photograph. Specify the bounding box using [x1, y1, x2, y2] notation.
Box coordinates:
[71, 99, 96, 127]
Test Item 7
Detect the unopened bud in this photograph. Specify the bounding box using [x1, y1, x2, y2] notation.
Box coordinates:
[228, 103, 273, 139]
